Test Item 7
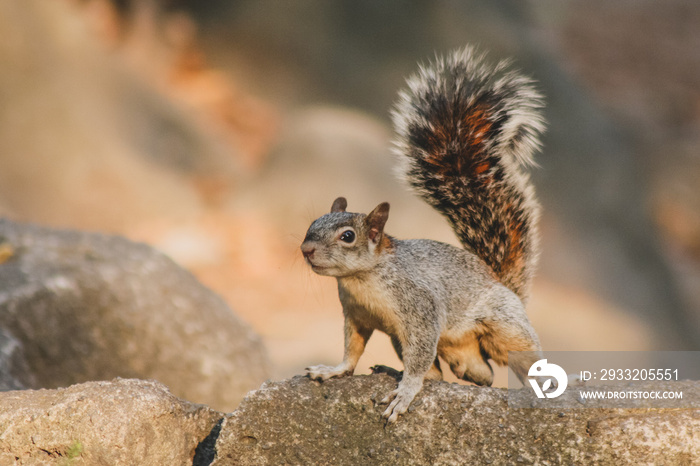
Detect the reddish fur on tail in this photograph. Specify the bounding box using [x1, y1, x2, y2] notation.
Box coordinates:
[392, 46, 545, 301]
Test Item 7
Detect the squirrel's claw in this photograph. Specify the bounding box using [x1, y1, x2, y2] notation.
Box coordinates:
[380, 380, 421, 423]
[380, 388, 398, 406]
[381, 388, 411, 423]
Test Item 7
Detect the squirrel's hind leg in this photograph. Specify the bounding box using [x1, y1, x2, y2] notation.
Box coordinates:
[438, 333, 494, 386]
[470, 288, 543, 384]
[478, 318, 542, 385]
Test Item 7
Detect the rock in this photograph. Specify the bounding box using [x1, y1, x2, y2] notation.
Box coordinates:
[0, 328, 32, 391]
[2, 374, 697, 464]
[0, 378, 223, 465]
[0, 219, 270, 411]
[213, 375, 700, 465]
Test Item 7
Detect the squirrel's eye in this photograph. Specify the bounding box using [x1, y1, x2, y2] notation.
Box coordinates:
[339, 230, 355, 243]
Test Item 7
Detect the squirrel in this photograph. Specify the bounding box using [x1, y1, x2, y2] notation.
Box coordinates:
[300, 46, 545, 423]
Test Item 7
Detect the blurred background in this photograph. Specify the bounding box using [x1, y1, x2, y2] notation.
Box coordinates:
[1, 0, 698, 386]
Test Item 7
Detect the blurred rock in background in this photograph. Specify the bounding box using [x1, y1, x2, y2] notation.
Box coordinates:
[0, 219, 270, 411]
[0, 0, 698, 386]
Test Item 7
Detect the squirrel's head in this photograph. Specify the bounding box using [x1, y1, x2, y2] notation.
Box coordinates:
[300, 197, 391, 277]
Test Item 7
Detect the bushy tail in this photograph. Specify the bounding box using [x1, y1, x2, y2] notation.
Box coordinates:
[392, 46, 544, 301]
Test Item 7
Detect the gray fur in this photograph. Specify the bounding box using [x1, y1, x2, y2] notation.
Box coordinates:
[302, 46, 544, 423]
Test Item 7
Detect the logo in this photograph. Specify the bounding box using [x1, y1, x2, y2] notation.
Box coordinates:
[528, 359, 568, 398]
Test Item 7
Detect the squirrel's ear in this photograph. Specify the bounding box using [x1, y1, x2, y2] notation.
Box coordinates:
[366, 202, 390, 243]
[331, 197, 347, 213]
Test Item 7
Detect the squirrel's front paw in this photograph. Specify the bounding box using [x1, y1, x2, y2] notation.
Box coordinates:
[380, 381, 421, 423]
[305, 364, 352, 382]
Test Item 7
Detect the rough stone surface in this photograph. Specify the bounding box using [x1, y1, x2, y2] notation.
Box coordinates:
[213, 375, 700, 465]
[0, 378, 222, 465]
[0, 219, 270, 411]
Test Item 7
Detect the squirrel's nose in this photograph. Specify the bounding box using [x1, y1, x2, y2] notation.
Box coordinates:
[300, 243, 315, 259]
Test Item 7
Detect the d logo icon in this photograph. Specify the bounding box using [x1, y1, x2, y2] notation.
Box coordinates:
[528, 359, 568, 399]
